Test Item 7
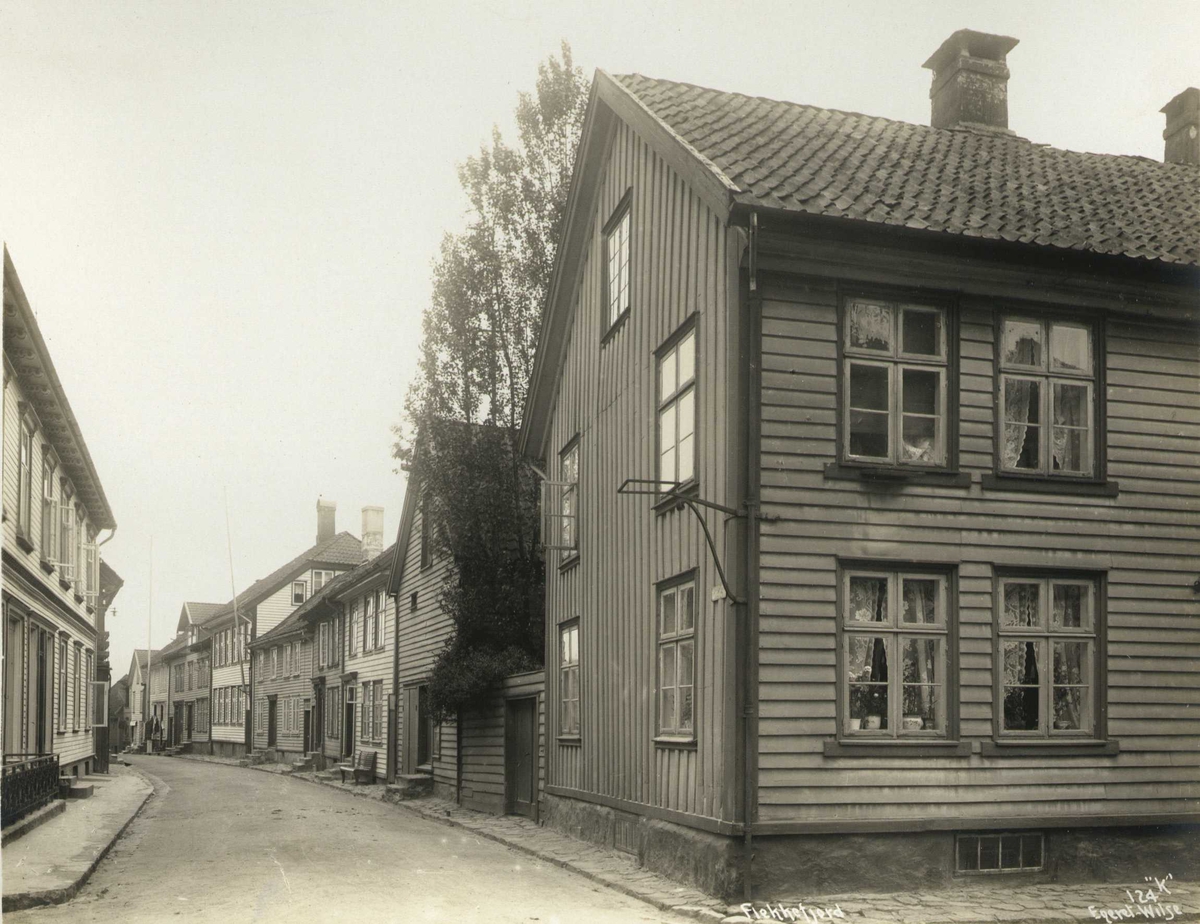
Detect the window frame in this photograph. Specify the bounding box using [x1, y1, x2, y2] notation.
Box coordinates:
[655, 318, 699, 496]
[993, 313, 1105, 484]
[656, 572, 697, 742]
[558, 620, 580, 739]
[292, 581, 307, 606]
[17, 417, 35, 544]
[834, 562, 960, 747]
[559, 436, 580, 562]
[600, 189, 633, 340]
[993, 569, 1106, 743]
[837, 291, 958, 474]
[348, 601, 359, 658]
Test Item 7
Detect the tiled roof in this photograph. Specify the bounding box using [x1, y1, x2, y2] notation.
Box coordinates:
[253, 545, 395, 645]
[184, 602, 224, 624]
[613, 74, 1200, 267]
[200, 531, 363, 626]
[133, 648, 159, 671]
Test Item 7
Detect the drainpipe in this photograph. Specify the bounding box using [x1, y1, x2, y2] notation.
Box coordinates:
[742, 211, 762, 901]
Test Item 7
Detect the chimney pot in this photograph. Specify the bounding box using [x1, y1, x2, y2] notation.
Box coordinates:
[317, 498, 336, 544]
[922, 29, 1019, 131]
[1161, 87, 1200, 166]
[361, 506, 384, 562]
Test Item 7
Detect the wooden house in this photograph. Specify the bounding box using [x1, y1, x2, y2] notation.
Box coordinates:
[248, 606, 314, 762]
[203, 500, 361, 757]
[520, 33, 1200, 898]
[108, 675, 130, 753]
[387, 467, 546, 814]
[3, 246, 122, 793]
[159, 604, 219, 750]
[125, 648, 157, 749]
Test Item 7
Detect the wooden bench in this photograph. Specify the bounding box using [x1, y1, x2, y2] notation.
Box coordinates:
[338, 750, 376, 784]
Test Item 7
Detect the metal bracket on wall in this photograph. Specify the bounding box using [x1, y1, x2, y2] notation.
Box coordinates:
[617, 478, 745, 606]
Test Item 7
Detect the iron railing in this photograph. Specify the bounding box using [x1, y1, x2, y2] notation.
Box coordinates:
[2, 754, 60, 827]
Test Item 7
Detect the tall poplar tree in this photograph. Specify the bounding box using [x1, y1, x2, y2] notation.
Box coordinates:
[396, 43, 588, 718]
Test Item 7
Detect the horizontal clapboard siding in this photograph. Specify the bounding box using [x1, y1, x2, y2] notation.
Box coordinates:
[757, 273, 1200, 825]
[458, 671, 546, 814]
[542, 119, 741, 824]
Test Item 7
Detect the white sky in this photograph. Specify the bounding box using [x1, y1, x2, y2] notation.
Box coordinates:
[1, 0, 1195, 677]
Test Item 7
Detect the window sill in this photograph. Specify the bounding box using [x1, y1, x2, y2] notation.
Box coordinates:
[73, 593, 84, 604]
[558, 553, 581, 574]
[557, 734, 582, 745]
[653, 480, 700, 514]
[39, 559, 55, 575]
[600, 309, 630, 346]
[653, 735, 697, 750]
[981, 474, 1119, 497]
[15, 533, 35, 554]
[59, 578, 72, 592]
[825, 462, 970, 488]
[823, 739, 971, 758]
[981, 738, 1119, 757]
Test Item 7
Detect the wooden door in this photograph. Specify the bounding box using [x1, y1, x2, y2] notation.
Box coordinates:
[267, 699, 277, 748]
[343, 697, 354, 757]
[505, 697, 537, 818]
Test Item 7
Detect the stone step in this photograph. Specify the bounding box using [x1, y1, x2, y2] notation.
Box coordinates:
[384, 773, 433, 802]
[60, 780, 93, 799]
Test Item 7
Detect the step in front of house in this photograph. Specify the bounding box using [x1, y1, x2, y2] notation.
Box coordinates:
[384, 773, 434, 802]
[59, 777, 94, 799]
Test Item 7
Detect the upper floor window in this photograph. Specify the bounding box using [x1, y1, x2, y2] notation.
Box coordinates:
[373, 591, 384, 649]
[348, 600, 359, 657]
[364, 593, 376, 651]
[17, 420, 34, 539]
[603, 197, 631, 331]
[841, 567, 950, 737]
[998, 574, 1100, 737]
[999, 318, 1096, 478]
[292, 581, 307, 605]
[560, 440, 578, 553]
[658, 579, 695, 737]
[843, 298, 948, 468]
[41, 455, 57, 558]
[560, 622, 579, 736]
[59, 481, 76, 580]
[657, 326, 696, 490]
[313, 570, 334, 592]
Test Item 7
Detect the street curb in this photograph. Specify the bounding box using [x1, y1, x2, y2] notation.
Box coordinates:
[168, 753, 723, 922]
[2, 767, 156, 912]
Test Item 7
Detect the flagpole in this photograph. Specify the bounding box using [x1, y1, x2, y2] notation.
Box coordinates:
[146, 536, 153, 753]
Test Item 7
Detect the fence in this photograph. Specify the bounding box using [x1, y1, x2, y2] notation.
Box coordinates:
[2, 754, 61, 827]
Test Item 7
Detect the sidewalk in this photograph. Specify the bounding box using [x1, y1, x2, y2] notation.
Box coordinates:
[1, 764, 154, 911]
[169, 753, 1200, 924]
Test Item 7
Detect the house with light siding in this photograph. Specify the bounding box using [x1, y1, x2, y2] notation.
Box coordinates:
[125, 648, 158, 749]
[2, 246, 123, 803]
[520, 33, 1200, 898]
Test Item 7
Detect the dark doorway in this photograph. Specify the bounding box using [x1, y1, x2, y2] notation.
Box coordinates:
[302, 708, 311, 754]
[312, 686, 323, 753]
[343, 691, 354, 758]
[505, 697, 537, 818]
[173, 703, 184, 746]
[185, 702, 194, 741]
[267, 698, 277, 748]
[416, 685, 431, 768]
[32, 629, 48, 755]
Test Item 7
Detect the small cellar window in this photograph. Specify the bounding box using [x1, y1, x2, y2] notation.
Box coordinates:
[956, 833, 1044, 873]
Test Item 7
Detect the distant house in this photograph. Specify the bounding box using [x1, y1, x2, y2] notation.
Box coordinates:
[125, 648, 159, 748]
[108, 675, 130, 753]
[202, 500, 362, 758]
[3, 246, 123, 802]
[520, 34, 1200, 897]
[158, 604, 219, 750]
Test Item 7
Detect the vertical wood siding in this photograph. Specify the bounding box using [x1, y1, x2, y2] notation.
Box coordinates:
[756, 271, 1200, 824]
[541, 120, 740, 823]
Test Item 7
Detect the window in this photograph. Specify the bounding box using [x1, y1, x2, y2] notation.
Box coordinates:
[59, 483, 76, 580]
[361, 682, 373, 740]
[73, 645, 81, 729]
[271, 647, 279, 680]
[603, 198, 631, 330]
[560, 441, 579, 553]
[292, 581, 307, 605]
[349, 601, 359, 657]
[658, 579, 695, 737]
[41, 456, 57, 561]
[999, 318, 1097, 478]
[293, 640, 301, 676]
[998, 575, 1099, 737]
[187, 661, 195, 691]
[196, 698, 209, 734]
[318, 622, 327, 669]
[328, 685, 341, 740]
[255, 650, 265, 678]
[174, 663, 184, 693]
[559, 622, 579, 736]
[372, 680, 383, 740]
[957, 833, 1044, 874]
[374, 591, 384, 649]
[842, 298, 949, 467]
[657, 327, 696, 490]
[364, 594, 375, 652]
[58, 637, 68, 730]
[284, 643, 292, 677]
[17, 420, 34, 540]
[84, 651, 93, 731]
[313, 570, 334, 591]
[841, 568, 950, 737]
[410, 592, 418, 612]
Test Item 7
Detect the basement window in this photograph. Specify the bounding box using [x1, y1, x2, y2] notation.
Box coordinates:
[956, 833, 1044, 874]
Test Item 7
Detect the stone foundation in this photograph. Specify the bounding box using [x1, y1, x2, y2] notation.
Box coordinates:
[209, 740, 247, 759]
[541, 793, 743, 900]
[752, 825, 1200, 898]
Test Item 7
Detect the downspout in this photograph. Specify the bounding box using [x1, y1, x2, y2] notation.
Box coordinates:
[742, 210, 762, 902]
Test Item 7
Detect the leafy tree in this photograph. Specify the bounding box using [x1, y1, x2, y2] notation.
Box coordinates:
[397, 43, 588, 720]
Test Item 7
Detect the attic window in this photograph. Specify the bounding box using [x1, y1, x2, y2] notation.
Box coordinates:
[603, 193, 632, 333]
[292, 581, 307, 605]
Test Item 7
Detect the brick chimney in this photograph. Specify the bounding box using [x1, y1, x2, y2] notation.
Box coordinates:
[361, 506, 384, 561]
[317, 498, 336, 544]
[923, 29, 1020, 131]
[1161, 88, 1200, 166]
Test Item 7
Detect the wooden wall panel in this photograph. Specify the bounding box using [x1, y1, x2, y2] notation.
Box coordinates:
[756, 271, 1200, 825]
[540, 121, 740, 824]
